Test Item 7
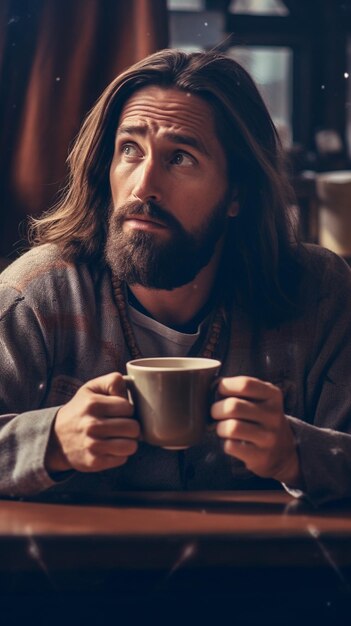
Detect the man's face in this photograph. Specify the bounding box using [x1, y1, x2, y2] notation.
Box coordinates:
[106, 86, 238, 289]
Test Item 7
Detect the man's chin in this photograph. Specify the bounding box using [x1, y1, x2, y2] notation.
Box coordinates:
[105, 223, 219, 290]
[107, 252, 202, 290]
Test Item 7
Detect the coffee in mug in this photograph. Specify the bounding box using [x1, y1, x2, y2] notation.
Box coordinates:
[124, 357, 221, 449]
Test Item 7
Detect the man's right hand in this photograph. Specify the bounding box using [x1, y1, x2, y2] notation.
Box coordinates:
[45, 372, 139, 473]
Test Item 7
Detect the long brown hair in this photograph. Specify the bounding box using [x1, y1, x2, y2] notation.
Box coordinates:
[28, 48, 301, 322]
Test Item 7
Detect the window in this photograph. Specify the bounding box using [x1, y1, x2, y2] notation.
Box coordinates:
[167, 0, 204, 10]
[168, 8, 225, 52]
[346, 37, 351, 157]
[227, 46, 293, 146]
[167, 1, 294, 144]
[229, 0, 289, 15]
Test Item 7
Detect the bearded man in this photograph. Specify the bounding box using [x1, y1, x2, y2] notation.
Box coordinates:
[1, 49, 351, 505]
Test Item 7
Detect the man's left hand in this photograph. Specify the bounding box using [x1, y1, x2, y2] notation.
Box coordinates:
[211, 376, 302, 487]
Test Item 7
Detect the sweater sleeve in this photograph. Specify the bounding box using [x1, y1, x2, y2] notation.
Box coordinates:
[0, 408, 63, 496]
[0, 282, 67, 496]
[286, 251, 351, 505]
[286, 417, 351, 505]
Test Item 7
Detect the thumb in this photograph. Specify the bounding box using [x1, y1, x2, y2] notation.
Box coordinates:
[85, 372, 128, 397]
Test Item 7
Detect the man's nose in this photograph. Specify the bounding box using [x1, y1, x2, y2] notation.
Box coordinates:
[131, 159, 162, 204]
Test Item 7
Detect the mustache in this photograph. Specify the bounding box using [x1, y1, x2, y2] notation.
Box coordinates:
[112, 200, 182, 231]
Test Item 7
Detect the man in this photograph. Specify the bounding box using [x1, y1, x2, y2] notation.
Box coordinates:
[1, 49, 351, 504]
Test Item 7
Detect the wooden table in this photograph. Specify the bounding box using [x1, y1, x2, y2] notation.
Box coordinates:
[1, 491, 351, 624]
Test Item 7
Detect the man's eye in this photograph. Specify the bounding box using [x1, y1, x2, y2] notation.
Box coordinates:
[121, 143, 140, 157]
[170, 152, 194, 166]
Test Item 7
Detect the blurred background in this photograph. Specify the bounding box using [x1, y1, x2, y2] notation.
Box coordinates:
[1, 0, 351, 267]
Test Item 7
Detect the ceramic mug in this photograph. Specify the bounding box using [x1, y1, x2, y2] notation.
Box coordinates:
[124, 357, 221, 449]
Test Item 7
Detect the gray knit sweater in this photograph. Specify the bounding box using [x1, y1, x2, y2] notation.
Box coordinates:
[1, 243, 351, 505]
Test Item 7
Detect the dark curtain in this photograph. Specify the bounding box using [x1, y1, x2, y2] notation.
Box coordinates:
[0, 0, 169, 261]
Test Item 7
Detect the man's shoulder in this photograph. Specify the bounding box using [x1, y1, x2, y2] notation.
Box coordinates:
[0, 244, 99, 316]
[296, 243, 351, 280]
[0, 244, 86, 294]
[294, 243, 351, 304]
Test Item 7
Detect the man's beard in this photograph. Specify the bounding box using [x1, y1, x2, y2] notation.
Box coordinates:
[104, 195, 230, 290]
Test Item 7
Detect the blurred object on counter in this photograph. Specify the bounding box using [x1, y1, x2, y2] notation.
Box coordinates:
[316, 170, 351, 263]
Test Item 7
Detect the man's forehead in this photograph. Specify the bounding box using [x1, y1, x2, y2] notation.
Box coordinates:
[117, 86, 217, 140]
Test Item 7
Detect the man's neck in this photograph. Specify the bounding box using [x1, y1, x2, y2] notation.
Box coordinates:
[128, 246, 222, 328]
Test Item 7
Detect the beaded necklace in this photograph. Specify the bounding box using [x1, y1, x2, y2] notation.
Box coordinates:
[111, 276, 226, 360]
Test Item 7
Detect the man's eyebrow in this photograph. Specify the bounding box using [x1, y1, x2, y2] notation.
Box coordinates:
[164, 132, 210, 156]
[116, 125, 210, 156]
[117, 124, 147, 137]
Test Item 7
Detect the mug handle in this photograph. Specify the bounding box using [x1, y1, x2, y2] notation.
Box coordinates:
[207, 376, 222, 431]
[122, 374, 134, 403]
[122, 374, 134, 385]
[122, 375, 144, 441]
